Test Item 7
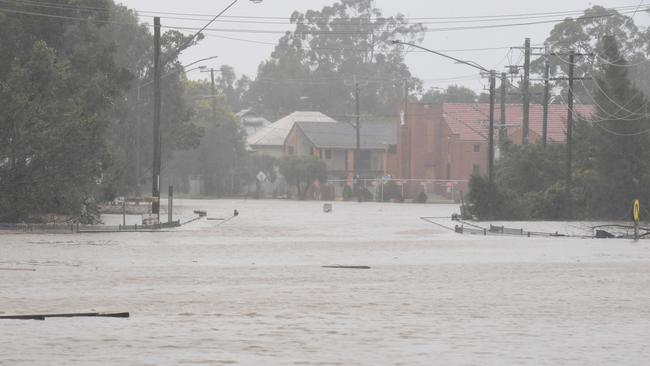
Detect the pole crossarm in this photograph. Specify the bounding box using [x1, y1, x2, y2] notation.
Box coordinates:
[548, 77, 593, 81]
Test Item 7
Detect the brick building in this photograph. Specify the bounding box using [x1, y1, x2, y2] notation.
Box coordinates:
[397, 102, 594, 200]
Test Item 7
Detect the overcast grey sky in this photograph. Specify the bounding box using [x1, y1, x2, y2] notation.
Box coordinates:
[118, 0, 649, 92]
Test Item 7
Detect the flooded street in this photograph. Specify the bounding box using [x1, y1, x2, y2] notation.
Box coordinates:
[2, 199, 650, 365]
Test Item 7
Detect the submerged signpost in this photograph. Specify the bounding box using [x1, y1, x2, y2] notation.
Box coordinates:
[633, 199, 640, 241]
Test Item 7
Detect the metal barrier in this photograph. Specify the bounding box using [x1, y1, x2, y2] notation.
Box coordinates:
[0, 220, 181, 233]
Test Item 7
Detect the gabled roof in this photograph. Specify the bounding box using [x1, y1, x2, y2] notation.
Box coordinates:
[247, 111, 338, 147]
[294, 120, 396, 150]
[235, 109, 252, 118]
[242, 116, 271, 127]
[442, 103, 595, 142]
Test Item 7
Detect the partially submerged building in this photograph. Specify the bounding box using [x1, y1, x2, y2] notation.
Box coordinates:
[397, 102, 594, 200]
[284, 120, 397, 181]
[246, 111, 338, 157]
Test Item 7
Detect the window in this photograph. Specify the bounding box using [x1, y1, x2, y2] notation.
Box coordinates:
[310, 147, 315, 156]
[287, 146, 294, 155]
[473, 164, 480, 175]
[325, 149, 332, 160]
[474, 144, 481, 153]
[388, 145, 397, 154]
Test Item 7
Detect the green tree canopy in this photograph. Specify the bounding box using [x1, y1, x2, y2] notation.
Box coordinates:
[0, 1, 205, 220]
[533, 5, 650, 103]
[246, 0, 425, 121]
[166, 79, 247, 196]
[421, 85, 479, 104]
[279, 155, 327, 200]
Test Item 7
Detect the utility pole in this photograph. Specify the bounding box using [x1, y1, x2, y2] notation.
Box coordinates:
[500, 72, 507, 145]
[542, 50, 550, 147]
[402, 82, 410, 180]
[488, 70, 496, 183]
[345, 76, 366, 197]
[522, 37, 531, 145]
[566, 50, 575, 220]
[151, 17, 162, 221]
[545, 50, 591, 220]
[210, 68, 217, 125]
[354, 76, 361, 195]
[135, 84, 142, 196]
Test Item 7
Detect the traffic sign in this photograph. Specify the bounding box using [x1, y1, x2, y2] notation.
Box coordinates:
[256, 171, 267, 182]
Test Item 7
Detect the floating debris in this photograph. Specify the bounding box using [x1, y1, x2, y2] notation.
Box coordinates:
[322, 265, 371, 270]
[0, 312, 130, 321]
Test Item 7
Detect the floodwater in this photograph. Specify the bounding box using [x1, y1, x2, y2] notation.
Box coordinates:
[1, 199, 649, 365]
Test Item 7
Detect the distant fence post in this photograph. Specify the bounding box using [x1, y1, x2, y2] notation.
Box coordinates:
[168, 185, 173, 224]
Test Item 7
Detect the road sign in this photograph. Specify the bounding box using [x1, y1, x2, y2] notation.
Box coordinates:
[256, 171, 267, 182]
[633, 199, 640, 223]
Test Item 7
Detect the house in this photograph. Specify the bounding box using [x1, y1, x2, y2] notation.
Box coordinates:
[284, 120, 398, 187]
[246, 111, 338, 157]
[235, 109, 271, 138]
[397, 102, 594, 200]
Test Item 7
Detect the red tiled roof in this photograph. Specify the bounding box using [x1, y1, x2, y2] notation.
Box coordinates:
[442, 103, 595, 142]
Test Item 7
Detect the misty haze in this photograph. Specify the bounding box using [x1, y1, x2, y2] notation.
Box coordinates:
[1, 1, 650, 365]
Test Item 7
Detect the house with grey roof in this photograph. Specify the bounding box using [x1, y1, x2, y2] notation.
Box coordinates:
[284, 119, 398, 181]
[246, 111, 338, 157]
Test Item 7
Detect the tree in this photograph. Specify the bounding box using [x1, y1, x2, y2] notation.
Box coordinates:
[165, 79, 247, 196]
[101, 4, 204, 198]
[0, 1, 205, 220]
[0, 42, 112, 221]
[0, 1, 132, 222]
[278, 155, 327, 200]
[582, 36, 650, 219]
[533, 5, 650, 103]
[246, 0, 425, 120]
[421, 85, 479, 104]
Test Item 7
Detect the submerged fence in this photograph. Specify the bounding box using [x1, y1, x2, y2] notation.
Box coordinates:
[326, 178, 469, 202]
[0, 221, 181, 233]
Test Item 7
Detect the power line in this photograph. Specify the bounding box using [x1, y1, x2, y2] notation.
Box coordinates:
[165, 0, 241, 63]
[157, 9, 649, 35]
[8, 0, 644, 23]
[1, 4, 645, 36]
[135, 4, 644, 22]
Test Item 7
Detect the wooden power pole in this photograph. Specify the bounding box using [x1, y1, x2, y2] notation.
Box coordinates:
[151, 17, 162, 220]
[522, 38, 531, 145]
[488, 70, 496, 183]
[542, 50, 550, 147]
[566, 50, 575, 220]
[500, 72, 507, 145]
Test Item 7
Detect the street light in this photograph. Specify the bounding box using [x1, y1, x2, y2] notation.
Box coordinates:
[140, 56, 218, 89]
[390, 40, 497, 184]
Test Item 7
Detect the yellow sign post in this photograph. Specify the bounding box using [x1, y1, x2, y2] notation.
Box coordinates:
[633, 199, 640, 241]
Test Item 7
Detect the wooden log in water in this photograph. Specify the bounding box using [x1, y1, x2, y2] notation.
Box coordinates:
[0, 312, 129, 320]
[0, 268, 36, 272]
[322, 265, 371, 270]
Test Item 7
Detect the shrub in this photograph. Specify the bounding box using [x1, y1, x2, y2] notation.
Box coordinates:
[342, 185, 353, 201]
[381, 180, 402, 202]
[415, 191, 428, 203]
